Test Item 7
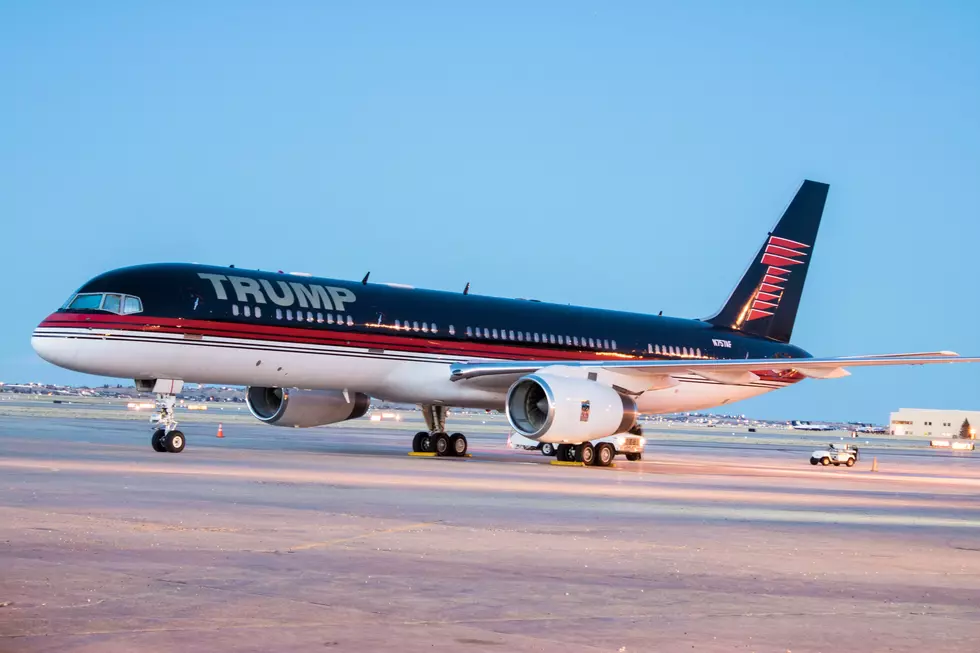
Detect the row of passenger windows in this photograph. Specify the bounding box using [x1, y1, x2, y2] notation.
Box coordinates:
[392, 319, 454, 335]
[230, 304, 357, 326]
[466, 327, 616, 350]
[230, 303, 618, 350]
[647, 343, 706, 358]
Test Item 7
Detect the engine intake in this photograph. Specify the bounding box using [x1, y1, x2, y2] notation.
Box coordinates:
[245, 387, 370, 427]
[505, 373, 637, 444]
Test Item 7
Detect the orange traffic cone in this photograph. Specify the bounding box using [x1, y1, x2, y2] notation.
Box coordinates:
[216, 423, 224, 438]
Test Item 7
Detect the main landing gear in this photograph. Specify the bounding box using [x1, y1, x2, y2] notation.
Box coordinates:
[412, 405, 468, 457]
[554, 442, 616, 467]
[140, 379, 187, 454]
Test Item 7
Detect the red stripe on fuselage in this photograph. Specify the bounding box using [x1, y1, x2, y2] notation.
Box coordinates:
[39, 313, 616, 363]
[39, 313, 804, 384]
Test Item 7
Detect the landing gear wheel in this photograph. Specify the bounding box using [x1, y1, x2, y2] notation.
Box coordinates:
[164, 430, 185, 453]
[449, 433, 468, 457]
[151, 429, 167, 453]
[541, 443, 556, 457]
[577, 442, 595, 465]
[625, 453, 641, 462]
[431, 432, 450, 456]
[412, 431, 428, 453]
[595, 443, 615, 467]
[556, 444, 573, 462]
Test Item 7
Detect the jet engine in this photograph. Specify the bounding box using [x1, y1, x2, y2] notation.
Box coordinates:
[505, 373, 637, 444]
[245, 387, 370, 427]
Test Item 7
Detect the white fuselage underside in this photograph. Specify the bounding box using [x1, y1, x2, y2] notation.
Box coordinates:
[32, 327, 789, 413]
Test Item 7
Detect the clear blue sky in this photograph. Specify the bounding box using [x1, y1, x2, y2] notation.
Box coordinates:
[3, 1, 979, 422]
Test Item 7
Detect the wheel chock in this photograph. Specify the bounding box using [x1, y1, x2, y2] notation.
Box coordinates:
[407, 452, 473, 458]
[550, 460, 584, 466]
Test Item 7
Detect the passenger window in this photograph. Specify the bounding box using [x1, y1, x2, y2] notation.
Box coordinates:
[395, 319, 401, 328]
[307, 311, 314, 322]
[573, 336, 579, 346]
[286, 309, 293, 320]
[549, 334, 556, 344]
[509, 330, 515, 340]
[422, 323, 429, 333]
[484, 328, 490, 338]
[557, 335, 564, 345]
[244, 306, 251, 317]
[276, 308, 283, 320]
[492, 328, 498, 339]
[432, 324, 439, 334]
[347, 315, 354, 326]
[604, 339, 609, 349]
[588, 338, 595, 348]
[449, 325, 455, 335]
[611, 340, 617, 350]
[255, 307, 262, 318]
[101, 294, 122, 313]
[466, 327, 473, 337]
[696, 348, 701, 358]
[232, 305, 240, 316]
[122, 296, 143, 314]
[327, 314, 334, 324]
[533, 333, 540, 343]
[317, 312, 324, 323]
[517, 331, 524, 341]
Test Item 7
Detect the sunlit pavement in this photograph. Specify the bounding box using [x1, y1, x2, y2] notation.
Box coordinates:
[1, 415, 979, 652]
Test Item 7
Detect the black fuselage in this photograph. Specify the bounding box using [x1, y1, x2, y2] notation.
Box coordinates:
[62, 263, 812, 364]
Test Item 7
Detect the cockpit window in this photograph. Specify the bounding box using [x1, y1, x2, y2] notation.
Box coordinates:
[123, 296, 142, 314]
[65, 292, 143, 315]
[102, 294, 122, 313]
[68, 293, 104, 310]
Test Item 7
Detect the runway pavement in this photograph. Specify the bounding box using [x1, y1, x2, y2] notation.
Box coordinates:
[1, 415, 979, 652]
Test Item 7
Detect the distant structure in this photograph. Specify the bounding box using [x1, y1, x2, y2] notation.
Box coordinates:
[890, 408, 979, 438]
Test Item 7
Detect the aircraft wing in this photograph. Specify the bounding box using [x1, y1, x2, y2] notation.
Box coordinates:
[449, 352, 980, 389]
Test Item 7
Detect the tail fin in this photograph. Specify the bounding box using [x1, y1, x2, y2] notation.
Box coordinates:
[705, 179, 829, 343]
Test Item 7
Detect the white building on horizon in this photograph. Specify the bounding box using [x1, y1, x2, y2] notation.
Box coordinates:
[890, 408, 979, 438]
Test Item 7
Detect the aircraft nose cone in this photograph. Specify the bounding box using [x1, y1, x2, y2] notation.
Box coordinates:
[32, 319, 78, 370]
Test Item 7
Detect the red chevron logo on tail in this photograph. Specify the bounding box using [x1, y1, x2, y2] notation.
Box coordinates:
[745, 236, 810, 321]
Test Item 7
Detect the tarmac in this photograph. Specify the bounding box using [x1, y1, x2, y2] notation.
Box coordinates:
[1, 412, 979, 652]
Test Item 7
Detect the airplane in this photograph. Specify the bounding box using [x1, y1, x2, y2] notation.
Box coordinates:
[31, 180, 980, 466]
[791, 420, 835, 431]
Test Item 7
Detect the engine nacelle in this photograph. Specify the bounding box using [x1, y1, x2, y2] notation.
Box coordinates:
[245, 387, 370, 427]
[505, 374, 637, 444]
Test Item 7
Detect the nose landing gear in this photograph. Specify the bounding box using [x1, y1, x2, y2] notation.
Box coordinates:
[140, 379, 187, 454]
[412, 405, 468, 457]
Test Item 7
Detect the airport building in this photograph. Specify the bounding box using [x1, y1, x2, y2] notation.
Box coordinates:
[889, 408, 979, 438]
